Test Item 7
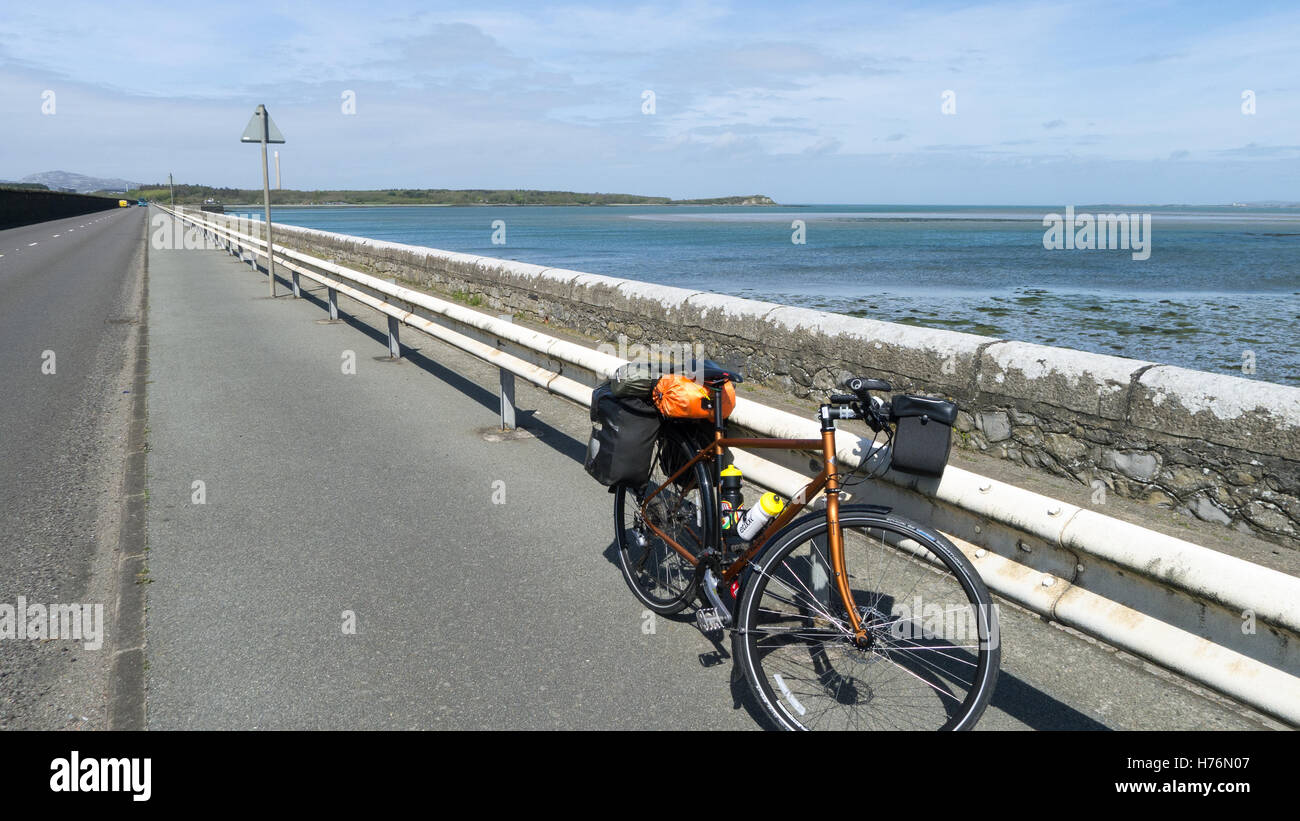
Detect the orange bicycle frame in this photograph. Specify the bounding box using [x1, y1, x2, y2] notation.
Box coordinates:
[637, 426, 868, 639]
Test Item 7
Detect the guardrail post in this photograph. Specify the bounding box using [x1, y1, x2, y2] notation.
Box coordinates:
[323, 258, 340, 319]
[497, 314, 516, 430]
[387, 315, 401, 360]
[291, 269, 301, 298]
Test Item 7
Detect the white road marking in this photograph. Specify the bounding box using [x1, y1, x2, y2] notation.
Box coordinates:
[28, 242, 38, 246]
[52, 234, 60, 237]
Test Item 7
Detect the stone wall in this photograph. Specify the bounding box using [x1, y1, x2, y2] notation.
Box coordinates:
[211, 212, 1300, 548]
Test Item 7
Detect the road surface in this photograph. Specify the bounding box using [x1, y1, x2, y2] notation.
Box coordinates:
[0, 207, 146, 729]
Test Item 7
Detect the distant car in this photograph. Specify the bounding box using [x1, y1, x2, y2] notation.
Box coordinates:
[137, 200, 147, 207]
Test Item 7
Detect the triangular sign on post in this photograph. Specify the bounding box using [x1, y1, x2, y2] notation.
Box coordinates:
[240, 105, 285, 144]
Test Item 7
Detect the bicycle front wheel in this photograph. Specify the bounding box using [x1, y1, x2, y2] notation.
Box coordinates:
[736, 507, 999, 730]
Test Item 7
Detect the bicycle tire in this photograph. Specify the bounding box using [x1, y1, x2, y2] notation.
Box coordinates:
[736, 506, 999, 730]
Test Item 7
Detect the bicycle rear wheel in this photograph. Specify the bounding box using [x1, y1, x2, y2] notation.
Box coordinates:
[736, 507, 999, 730]
[613, 434, 712, 614]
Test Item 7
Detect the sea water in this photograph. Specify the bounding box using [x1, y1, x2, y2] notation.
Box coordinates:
[229, 204, 1300, 386]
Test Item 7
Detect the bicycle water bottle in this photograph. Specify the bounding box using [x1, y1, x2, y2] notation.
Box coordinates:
[736, 492, 784, 541]
[719, 465, 744, 530]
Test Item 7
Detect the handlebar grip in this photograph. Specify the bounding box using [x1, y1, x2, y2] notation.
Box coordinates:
[829, 394, 858, 405]
[845, 376, 892, 394]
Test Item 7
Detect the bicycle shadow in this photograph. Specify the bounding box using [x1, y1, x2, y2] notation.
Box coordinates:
[599, 537, 776, 728]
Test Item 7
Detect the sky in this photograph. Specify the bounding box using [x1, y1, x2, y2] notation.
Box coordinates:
[2, 0, 1298, 203]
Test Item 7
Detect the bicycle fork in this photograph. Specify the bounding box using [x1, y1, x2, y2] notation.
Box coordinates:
[821, 427, 869, 645]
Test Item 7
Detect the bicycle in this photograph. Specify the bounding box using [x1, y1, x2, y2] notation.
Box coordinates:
[613, 364, 1000, 730]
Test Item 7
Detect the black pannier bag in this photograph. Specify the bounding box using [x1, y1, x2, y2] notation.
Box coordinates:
[585, 382, 662, 489]
[888, 394, 958, 477]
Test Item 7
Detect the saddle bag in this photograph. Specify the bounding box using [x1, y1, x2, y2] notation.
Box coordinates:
[585, 382, 662, 489]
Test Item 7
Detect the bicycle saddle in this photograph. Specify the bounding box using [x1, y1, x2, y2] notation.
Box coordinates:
[680, 358, 745, 385]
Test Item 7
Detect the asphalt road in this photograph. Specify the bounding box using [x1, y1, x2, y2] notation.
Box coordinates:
[0, 206, 146, 729]
[144, 233, 1280, 730]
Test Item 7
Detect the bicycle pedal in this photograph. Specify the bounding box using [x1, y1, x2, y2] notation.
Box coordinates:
[695, 607, 726, 637]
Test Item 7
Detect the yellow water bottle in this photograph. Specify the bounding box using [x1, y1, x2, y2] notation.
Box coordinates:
[737, 492, 784, 541]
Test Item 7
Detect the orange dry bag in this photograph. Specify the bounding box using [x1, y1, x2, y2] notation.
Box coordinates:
[652, 374, 736, 420]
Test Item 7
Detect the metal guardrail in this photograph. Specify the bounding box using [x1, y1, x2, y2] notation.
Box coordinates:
[161, 205, 1300, 725]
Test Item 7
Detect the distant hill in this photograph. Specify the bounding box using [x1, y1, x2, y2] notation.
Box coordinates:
[126, 183, 778, 207]
[20, 170, 139, 194]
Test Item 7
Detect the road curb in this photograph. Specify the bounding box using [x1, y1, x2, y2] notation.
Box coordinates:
[108, 215, 150, 731]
